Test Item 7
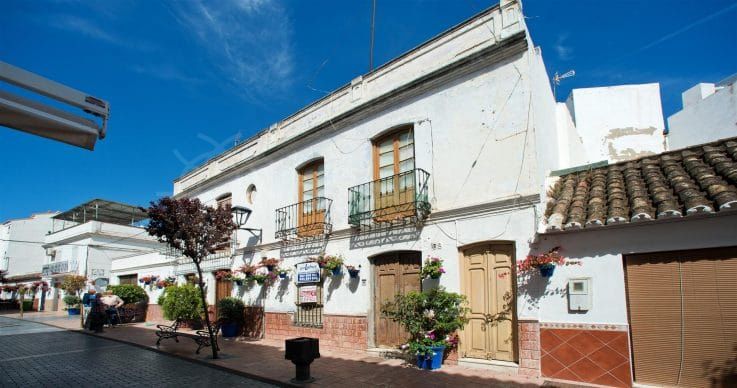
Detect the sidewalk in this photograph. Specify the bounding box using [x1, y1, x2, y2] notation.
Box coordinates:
[3, 311, 545, 387]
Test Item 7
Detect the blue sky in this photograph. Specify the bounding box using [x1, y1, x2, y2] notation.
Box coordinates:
[1, 0, 735, 221]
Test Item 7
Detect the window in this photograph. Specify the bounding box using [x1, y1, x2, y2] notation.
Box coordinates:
[185, 273, 197, 285]
[297, 160, 326, 236]
[118, 274, 137, 285]
[216, 193, 232, 209]
[372, 127, 416, 220]
[294, 282, 323, 327]
[246, 184, 257, 204]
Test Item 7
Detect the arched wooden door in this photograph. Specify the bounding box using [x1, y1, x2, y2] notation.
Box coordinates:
[373, 251, 421, 348]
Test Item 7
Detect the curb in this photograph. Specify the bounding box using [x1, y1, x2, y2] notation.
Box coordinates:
[2, 316, 297, 388]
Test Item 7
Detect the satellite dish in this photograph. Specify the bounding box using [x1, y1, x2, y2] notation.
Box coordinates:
[0, 61, 109, 150]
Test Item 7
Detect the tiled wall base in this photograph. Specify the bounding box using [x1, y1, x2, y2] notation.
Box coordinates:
[518, 321, 541, 376]
[145, 304, 163, 322]
[540, 326, 632, 387]
[264, 312, 368, 352]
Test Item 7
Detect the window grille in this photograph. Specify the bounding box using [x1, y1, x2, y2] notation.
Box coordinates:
[293, 282, 323, 327]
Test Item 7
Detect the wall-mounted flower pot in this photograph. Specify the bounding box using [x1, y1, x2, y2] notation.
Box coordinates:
[539, 264, 556, 278]
[256, 279, 265, 285]
[429, 274, 441, 279]
[331, 267, 342, 276]
[416, 345, 445, 370]
[279, 272, 288, 279]
[235, 280, 243, 286]
[220, 322, 240, 338]
[67, 307, 80, 316]
[266, 265, 276, 272]
[348, 269, 360, 278]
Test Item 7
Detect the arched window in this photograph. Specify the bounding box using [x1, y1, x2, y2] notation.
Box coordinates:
[246, 184, 257, 205]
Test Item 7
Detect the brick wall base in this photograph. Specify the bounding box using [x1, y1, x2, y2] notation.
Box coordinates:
[264, 312, 368, 352]
[518, 321, 541, 377]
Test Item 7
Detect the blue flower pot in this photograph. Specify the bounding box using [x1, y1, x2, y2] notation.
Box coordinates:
[67, 308, 80, 316]
[348, 269, 360, 279]
[235, 280, 243, 286]
[279, 272, 287, 279]
[331, 267, 342, 276]
[416, 345, 445, 370]
[539, 264, 556, 278]
[220, 322, 240, 338]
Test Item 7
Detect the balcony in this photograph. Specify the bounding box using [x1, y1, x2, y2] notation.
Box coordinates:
[42, 259, 79, 277]
[348, 168, 431, 229]
[166, 245, 236, 275]
[275, 197, 333, 241]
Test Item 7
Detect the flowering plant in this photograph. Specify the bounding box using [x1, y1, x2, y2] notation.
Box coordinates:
[381, 287, 469, 360]
[237, 264, 258, 277]
[323, 255, 344, 272]
[214, 270, 231, 281]
[308, 255, 328, 268]
[517, 247, 566, 273]
[420, 257, 445, 279]
[259, 257, 281, 270]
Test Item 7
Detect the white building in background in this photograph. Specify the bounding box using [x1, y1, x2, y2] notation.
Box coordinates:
[0, 212, 57, 304]
[667, 75, 737, 150]
[41, 199, 164, 312]
[557, 83, 667, 164]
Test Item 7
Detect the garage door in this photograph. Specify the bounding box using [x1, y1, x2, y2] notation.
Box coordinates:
[625, 247, 737, 387]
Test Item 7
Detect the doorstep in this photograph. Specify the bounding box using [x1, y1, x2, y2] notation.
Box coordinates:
[365, 347, 409, 360]
[457, 357, 519, 374]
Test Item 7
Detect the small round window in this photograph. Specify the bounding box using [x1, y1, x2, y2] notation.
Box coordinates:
[246, 184, 257, 204]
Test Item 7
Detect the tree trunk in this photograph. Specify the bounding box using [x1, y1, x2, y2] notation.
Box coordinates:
[19, 293, 24, 318]
[79, 292, 84, 328]
[196, 262, 218, 359]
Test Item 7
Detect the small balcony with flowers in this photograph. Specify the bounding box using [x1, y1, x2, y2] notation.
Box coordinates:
[348, 168, 431, 229]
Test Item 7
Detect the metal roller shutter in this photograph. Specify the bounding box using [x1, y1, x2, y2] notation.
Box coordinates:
[625, 247, 737, 387]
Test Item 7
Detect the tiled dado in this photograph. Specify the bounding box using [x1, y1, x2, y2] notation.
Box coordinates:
[540, 324, 632, 387]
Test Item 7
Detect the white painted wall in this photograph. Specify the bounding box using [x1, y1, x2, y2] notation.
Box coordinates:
[0, 212, 56, 278]
[564, 83, 666, 163]
[667, 81, 737, 150]
[528, 213, 737, 325]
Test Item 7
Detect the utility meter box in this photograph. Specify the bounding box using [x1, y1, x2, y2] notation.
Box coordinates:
[568, 278, 592, 311]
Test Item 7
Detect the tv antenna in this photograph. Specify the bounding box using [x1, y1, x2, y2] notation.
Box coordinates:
[553, 69, 575, 99]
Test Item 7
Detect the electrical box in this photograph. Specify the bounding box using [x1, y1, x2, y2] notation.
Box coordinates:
[568, 278, 592, 311]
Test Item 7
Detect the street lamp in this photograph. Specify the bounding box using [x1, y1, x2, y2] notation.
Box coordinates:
[231, 206, 262, 244]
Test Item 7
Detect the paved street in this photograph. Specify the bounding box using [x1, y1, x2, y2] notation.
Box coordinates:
[0, 317, 276, 387]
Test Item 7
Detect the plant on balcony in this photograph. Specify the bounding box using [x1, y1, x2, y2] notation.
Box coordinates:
[259, 257, 281, 272]
[146, 196, 236, 359]
[323, 254, 344, 276]
[346, 265, 361, 279]
[517, 247, 567, 278]
[381, 287, 469, 370]
[217, 297, 245, 338]
[420, 257, 445, 280]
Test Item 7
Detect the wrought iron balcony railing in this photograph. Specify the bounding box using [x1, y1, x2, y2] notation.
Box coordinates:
[166, 245, 236, 275]
[348, 168, 431, 228]
[275, 197, 333, 240]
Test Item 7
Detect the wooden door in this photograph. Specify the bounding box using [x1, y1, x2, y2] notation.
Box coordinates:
[461, 243, 515, 361]
[214, 275, 232, 318]
[373, 128, 415, 221]
[298, 160, 326, 237]
[374, 252, 421, 347]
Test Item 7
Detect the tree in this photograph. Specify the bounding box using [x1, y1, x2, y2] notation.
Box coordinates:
[61, 275, 87, 328]
[145, 197, 235, 359]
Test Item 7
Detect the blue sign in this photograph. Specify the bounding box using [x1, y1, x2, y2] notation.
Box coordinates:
[296, 262, 320, 284]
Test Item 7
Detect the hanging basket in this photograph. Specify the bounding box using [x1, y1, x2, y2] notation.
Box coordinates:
[539, 264, 556, 278]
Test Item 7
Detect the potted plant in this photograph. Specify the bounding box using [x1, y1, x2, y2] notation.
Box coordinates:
[141, 275, 152, 285]
[277, 267, 291, 279]
[160, 284, 205, 329]
[238, 264, 258, 278]
[420, 257, 445, 279]
[309, 255, 328, 269]
[381, 287, 469, 370]
[215, 270, 231, 281]
[217, 297, 245, 338]
[346, 265, 361, 278]
[226, 272, 245, 286]
[63, 295, 82, 315]
[324, 254, 344, 276]
[259, 257, 281, 272]
[518, 247, 567, 278]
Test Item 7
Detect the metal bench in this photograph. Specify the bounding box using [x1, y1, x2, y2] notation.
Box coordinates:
[155, 319, 221, 354]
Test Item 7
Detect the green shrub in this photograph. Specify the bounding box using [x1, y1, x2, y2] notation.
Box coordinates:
[63, 295, 81, 306]
[217, 297, 245, 324]
[381, 287, 469, 358]
[108, 284, 148, 304]
[160, 284, 204, 321]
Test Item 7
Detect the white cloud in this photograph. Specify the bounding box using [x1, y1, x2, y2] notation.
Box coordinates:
[554, 34, 573, 61]
[165, 0, 294, 98]
[44, 14, 155, 51]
